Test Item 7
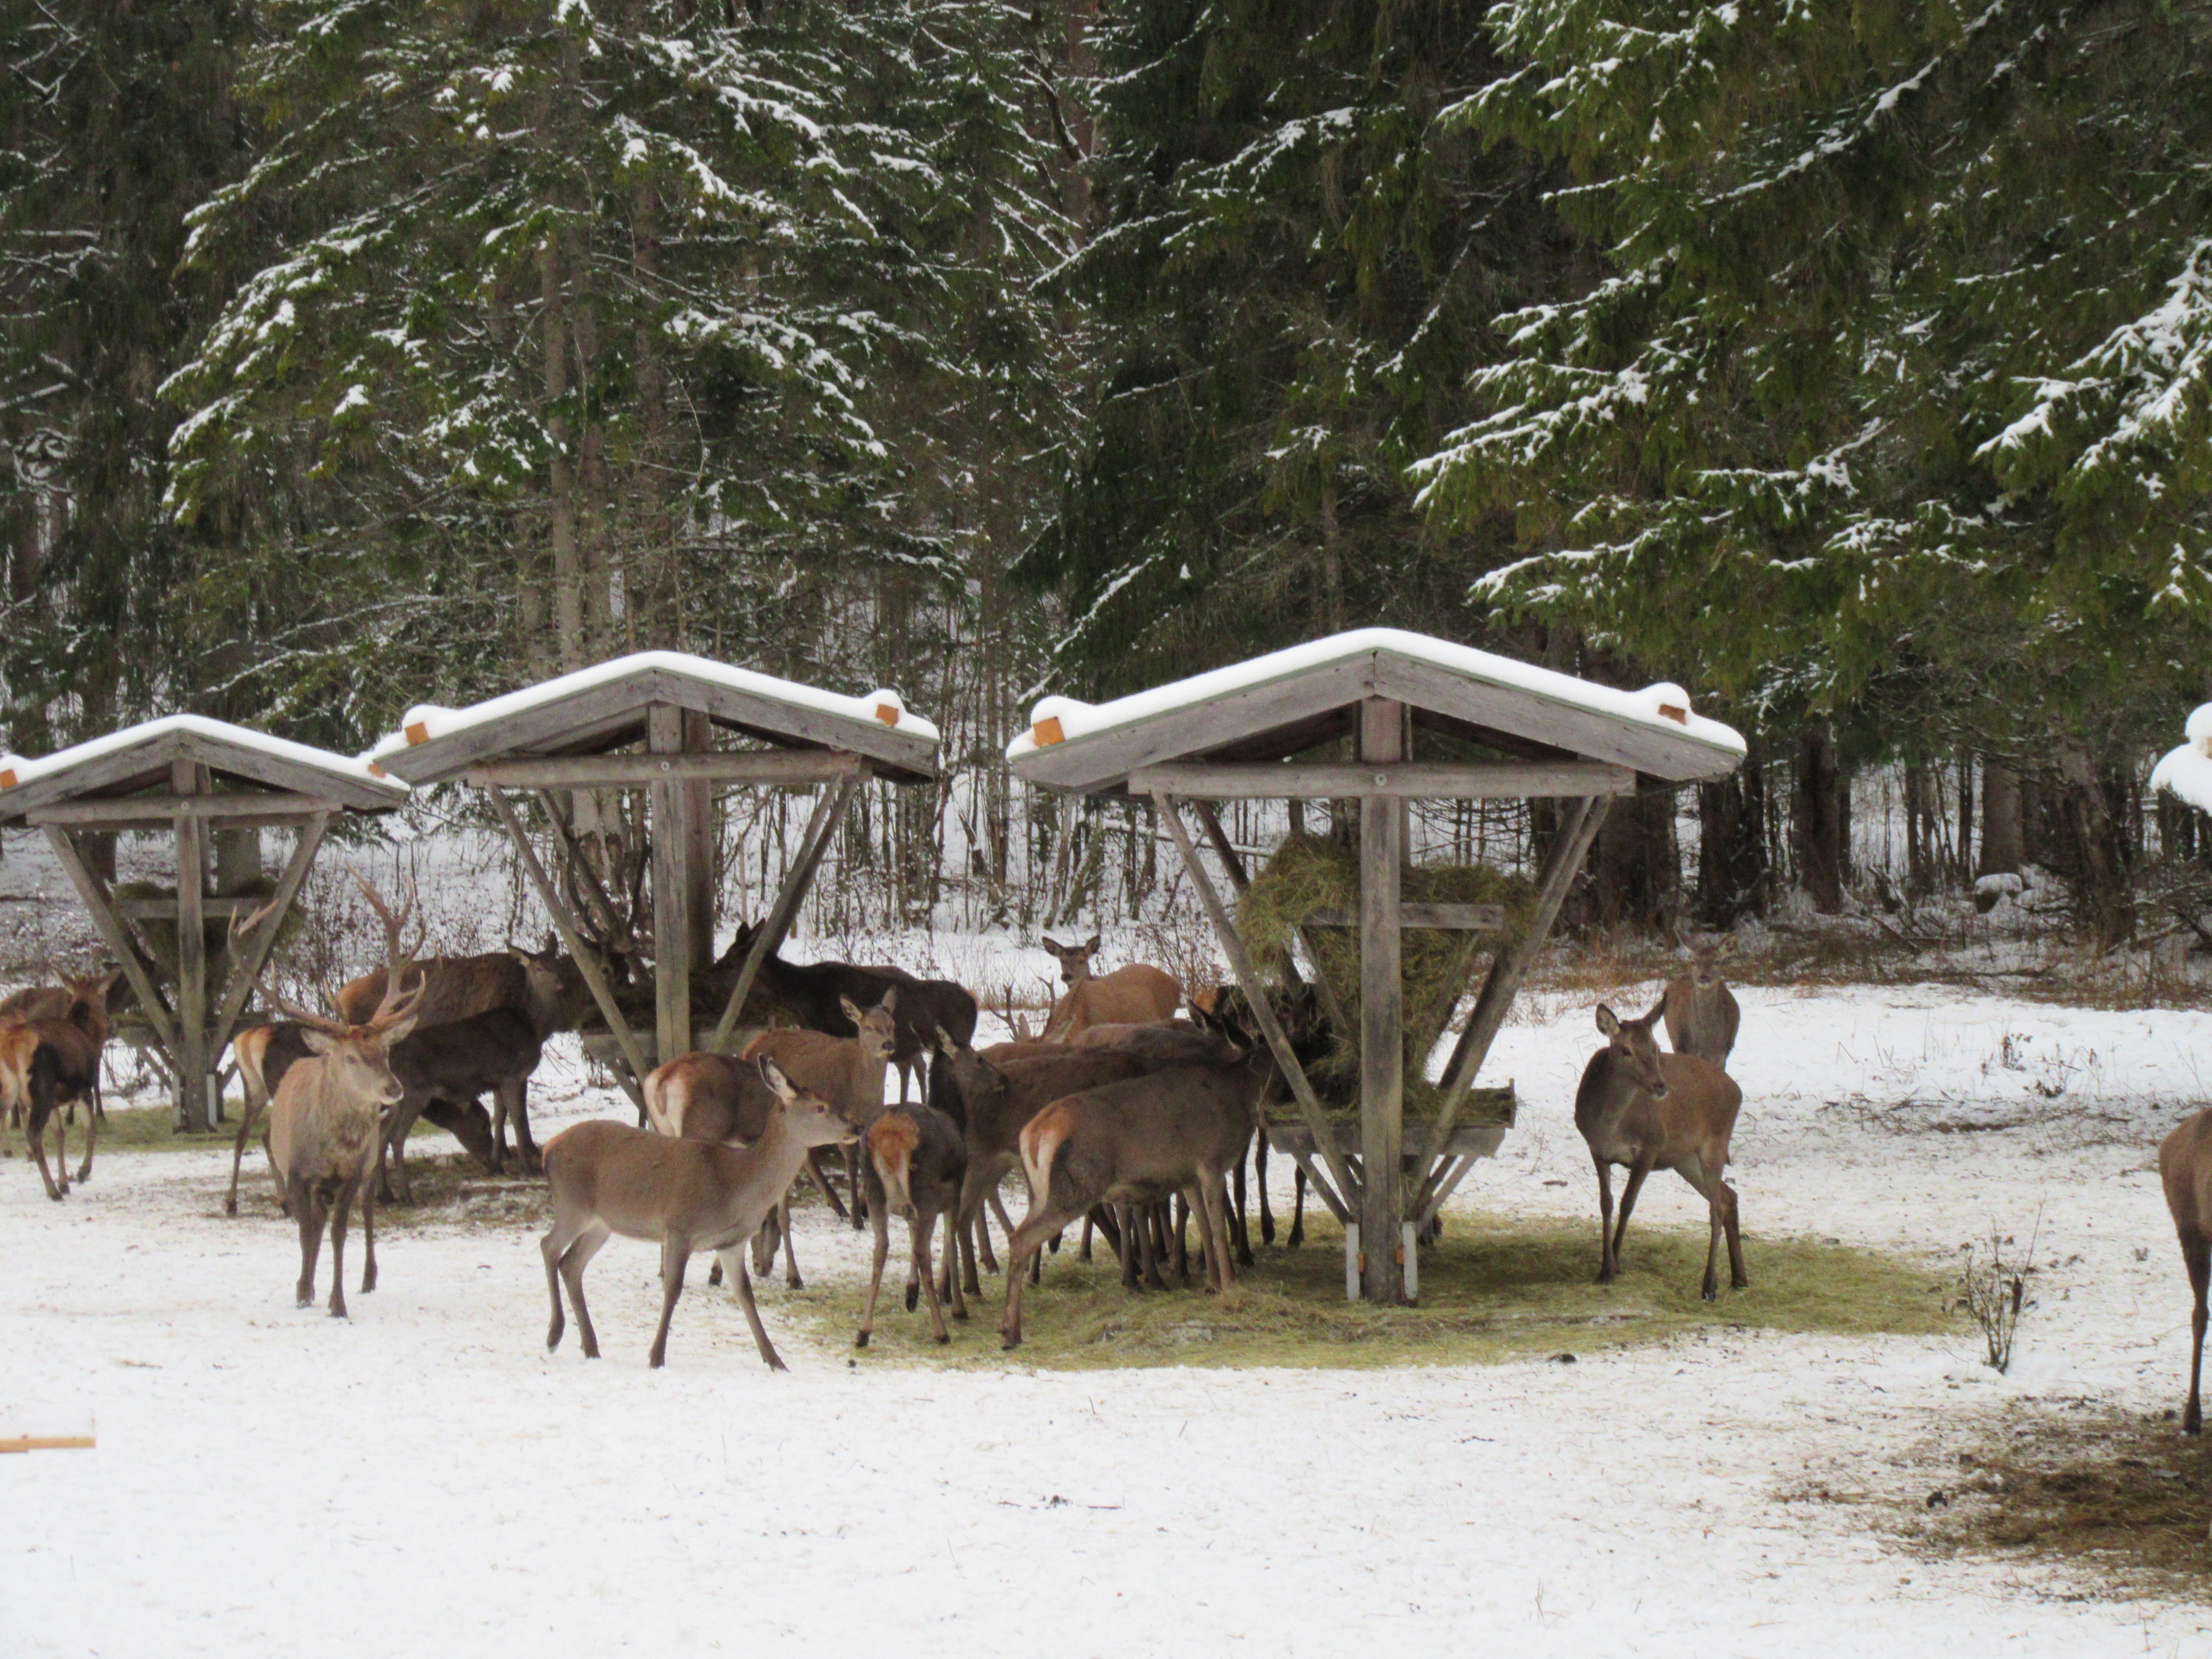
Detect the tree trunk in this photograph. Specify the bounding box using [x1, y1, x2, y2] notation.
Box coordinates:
[2054, 748, 2133, 946]
[541, 239, 584, 672]
[1589, 791, 1675, 931]
[1793, 725, 1845, 913]
[1695, 738, 1767, 924]
[1980, 763, 2024, 875]
[1904, 761, 1930, 897]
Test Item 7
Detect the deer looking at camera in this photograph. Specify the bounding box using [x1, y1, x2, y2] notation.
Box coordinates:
[1661, 933, 1741, 1067]
[265, 879, 425, 1316]
[1575, 1001, 1747, 1301]
[541, 1057, 856, 1371]
[2159, 1109, 2212, 1434]
[3, 968, 122, 1199]
[1038, 935, 1182, 1043]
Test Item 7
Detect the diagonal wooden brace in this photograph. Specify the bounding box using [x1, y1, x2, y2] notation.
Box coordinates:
[707, 774, 856, 1055]
[210, 811, 331, 1049]
[43, 826, 180, 1058]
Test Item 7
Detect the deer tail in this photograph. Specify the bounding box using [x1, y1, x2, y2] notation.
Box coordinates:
[867, 1112, 922, 1216]
[642, 1065, 681, 1137]
[1019, 1102, 1074, 1209]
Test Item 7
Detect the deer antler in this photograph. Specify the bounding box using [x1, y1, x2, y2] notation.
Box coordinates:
[351, 873, 425, 1027]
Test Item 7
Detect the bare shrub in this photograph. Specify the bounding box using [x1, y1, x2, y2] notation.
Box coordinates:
[1957, 1212, 2042, 1373]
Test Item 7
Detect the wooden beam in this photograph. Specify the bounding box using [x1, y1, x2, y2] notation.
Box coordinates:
[1413, 797, 1612, 1177]
[114, 894, 267, 919]
[461, 750, 866, 789]
[1153, 791, 1359, 1210]
[23, 794, 347, 828]
[1357, 698, 1405, 1305]
[682, 710, 716, 976]
[173, 761, 210, 1132]
[1126, 760, 1636, 800]
[483, 785, 650, 1109]
[209, 811, 330, 1053]
[706, 777, 853, 1055]
[42, 827, 180, 1058]
[649, 704, 691, 1064]
[1303, 902, 1505, 931]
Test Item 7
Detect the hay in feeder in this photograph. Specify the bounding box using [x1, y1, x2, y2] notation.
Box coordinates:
[1235, 832, 1534, 1108]
[112, 876, 295, 992]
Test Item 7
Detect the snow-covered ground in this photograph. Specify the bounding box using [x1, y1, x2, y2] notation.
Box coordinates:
[7, 984, 2212, 1656]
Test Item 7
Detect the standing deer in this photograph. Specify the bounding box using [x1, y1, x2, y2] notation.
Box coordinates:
[5, 969, 122, 1199]
[855, 1095, 967, 1347]
[741, 989, 900, 1231]
[1575, 1002, 1748, 1301]
[265, 885, 425, 1316]
[2159, 1109, 2212, 1433]
[1039, 935, 1183, 1042]
[998, 1038, 1274, 1350]
[540, 1057, 855, 1371]
[1661, 934, 1741, 1066]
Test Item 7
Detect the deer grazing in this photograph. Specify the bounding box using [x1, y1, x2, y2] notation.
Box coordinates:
[1039, 935, 1183, 1042]
[265, 882, 425, 1316]
[727, 922, 977, 1104]
[1575, 1002, 1747, 1301]
[997, 1036, 1274, 1350]
[4, 969, 122, 1199]
[2159, 1109, 2212, 1433]
[855, 1094, 967, 1347]
[1661, 933, 1741, 1066]
[540, 1057, 855, 1371]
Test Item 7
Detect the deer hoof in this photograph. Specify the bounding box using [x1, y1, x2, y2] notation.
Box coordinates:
[934, 1331, 950, 1346]
[905, 1284, 920, 1313]
[854, 1330, 871, 1348]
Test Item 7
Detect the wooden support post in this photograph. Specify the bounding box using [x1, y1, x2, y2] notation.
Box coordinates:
[682, 710, 716, 974]
[648, 704, 691, 1063]
[210, 811, 331, 1052]
[1153, 791, 1359, 1209]
[706, 776, 855, 1054]
[1357, 699, 1404, 1304]
[172, 760, 210, 1131]
[42, 827, 179, 1058]
[1413, 796, 1611, 1179]
[484, 786, 650, 1109]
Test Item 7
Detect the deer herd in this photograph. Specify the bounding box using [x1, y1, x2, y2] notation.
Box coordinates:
[11, 893, 2212, 1434]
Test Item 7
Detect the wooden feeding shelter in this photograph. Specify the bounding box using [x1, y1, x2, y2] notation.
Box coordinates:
[365, 651, 939, 1105]
[0, 715, 410, 1130]
[1005, 627, 1745, 1305]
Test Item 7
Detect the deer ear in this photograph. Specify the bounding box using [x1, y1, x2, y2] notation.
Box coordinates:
[381, 1015, 419, 1048]
[303, 1029, 341, 1056]
[839, 994, 864, 1025]
[1085, 933, 1102, 953]
[758, 1056, 797, 1102]
[934, 1022, 957, 1057]
[1041, 936, 1064, 955]
[1595, 1004, 1621, 1036]
[1717, 934, 1738, 957]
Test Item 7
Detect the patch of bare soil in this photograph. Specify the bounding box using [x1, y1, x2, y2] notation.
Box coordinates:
[1840, 1403, 2212, 1598]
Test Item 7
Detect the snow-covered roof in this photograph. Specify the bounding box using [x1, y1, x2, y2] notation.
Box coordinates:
[2152, 704, 2212, 814]
[365, 650, 940, 785]
[0, 713, 409, 821]
[1006, 627, 1745, 794]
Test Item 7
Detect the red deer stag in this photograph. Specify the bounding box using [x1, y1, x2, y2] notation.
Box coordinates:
[540, 1057, 855, 1370]
[1661, 934, 1741, 1066]
[1575, 1002, 1747, 1301]
[2159, 1109, 2212, 1433]
[1039, 935, 1183, 1042]
[998, 1038, 1273, 1349]
[4, 969, 122, 1199]
[265, 887, 425, 1316]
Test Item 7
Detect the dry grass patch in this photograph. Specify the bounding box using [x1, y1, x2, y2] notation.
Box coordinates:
[797, 1209, 1952, 1371]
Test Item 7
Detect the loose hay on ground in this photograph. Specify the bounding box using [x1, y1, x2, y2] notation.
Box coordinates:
[796, 1209, 1952, 1370]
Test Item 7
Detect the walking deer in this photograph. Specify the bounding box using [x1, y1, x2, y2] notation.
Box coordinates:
[265, 883, 425, 1316]
[540, 1057, 856, 1371]
[1575, 1002, 1748, 1301]
[998, 1039, 1274, 1349]
[1039, 935, 1183, 1042]
[5, 969, 122, 1199]
[1661, 934, 1741, 1066]
[2159, 1109, 2212, 1433]
[856, 1097, 967, 1346]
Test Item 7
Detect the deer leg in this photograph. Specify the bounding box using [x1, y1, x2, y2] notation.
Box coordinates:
[999, 1208, 1074, 1350]
[1288, 1166, 1306, 1248]
[360, 1173, 377, 1294]
[858, 1190, 892, 1348]
[845, 1143, 867, 1231]
[1592, 1155, 1617, 1283]
[1230, 1156, 1251, 1267]
[646, 1235, 689, 1369]
[804, 1147, 850, 1220]
[1195, 1178, 1235, 1294]
[226, 1083, 268, 1217]
[27, 1098, 64, 1202]
[1170, 1197, 1189, 1288]
[940, 1205, 966, 1324]
[1611, 1154, 1655, 1277]
[541, 1225, 569, 1352]
[2187, 1238, 2210, 1435]
[915, 1210, 950, 1344]
[74, 1081, 98, 1184]
[558, 1223, 612, 1358]
[1079, 1212, 1094, 1262]
[781, 1193, 803, 1290]
[293, 1179, 326, 1307]
[1256, 1133, 1276, 1246]
[512, 1078, 541, 1174]
[1118, 1204, 1143, 1290]
[987, 1188, 1017, 1271]
[729, 1253, 786, 1372]
[904, 1208, 923, 1313]
[327, 1179, 355, 1319]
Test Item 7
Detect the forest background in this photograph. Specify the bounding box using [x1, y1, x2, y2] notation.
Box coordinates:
[2, 0, 2208, 950]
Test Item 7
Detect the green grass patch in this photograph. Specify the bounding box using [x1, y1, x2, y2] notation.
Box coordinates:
[791, 1209, 1956, 1371]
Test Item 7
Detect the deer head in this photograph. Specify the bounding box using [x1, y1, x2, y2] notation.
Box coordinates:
[1684, 933, 1738, 989]
[1039, 934, 1102, 987]
[757, 1056, 858, 1148]
[1595, 1002, 1669, 1098]
[839, 988, 899, 1063]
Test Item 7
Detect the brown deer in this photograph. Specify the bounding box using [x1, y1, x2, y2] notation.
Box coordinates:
[2159, 1109, 2212, 1433]
[265, 887, 425, 1316]
[856, 1097, 968, 1346]
[540, 1057, 856, 1370]
[1039, 935, 1183, 1042]
[5, 969, 122, 1199]
[998, 1039, 1274, 1349]
[741, 990, 899, 1229]
[1575, 1002, 1748, 1301]
[1661, 933, 1741, 1066]
[0, 974, 128, 1128]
